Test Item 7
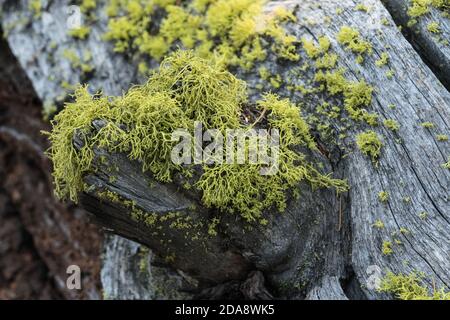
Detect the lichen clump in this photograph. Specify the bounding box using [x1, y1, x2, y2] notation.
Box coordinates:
[102, 0, 299, 71]
[356, 130, 383, 162]
[46, 51, 346, 223]
[337, 26, 373, 63]
[379, 271, 450, 300]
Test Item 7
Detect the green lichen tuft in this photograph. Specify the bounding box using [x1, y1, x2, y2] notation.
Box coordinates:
[378, 191, 389, 203]
[45, 50, 347, 223]
[375, 52, 389, 67]
[373, 219, 385, 229]
[102, 0, 299, 71]
[427, 21, 441, 33]
[382, 241, 393, 255]
[379, 271, 450, 300]
[69, 26, 91, 40]
[383, 119, 400, 131]
[420, 121, 435, 129]
[442, 157, 450, 169]
[29, 0, 42, 18]
[337, 26, 373, 63]
[356, 130, 383, 163]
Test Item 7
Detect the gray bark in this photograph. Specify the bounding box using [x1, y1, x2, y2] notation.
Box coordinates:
[1, 0, 449, 299]
[382, 0, 450, 89]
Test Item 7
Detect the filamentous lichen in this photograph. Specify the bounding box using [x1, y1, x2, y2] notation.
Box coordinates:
[101, 0, 299, 71]
[45, 50, 347, 224]
[379, 271, 450, 300]
[356, 130, 383, 163]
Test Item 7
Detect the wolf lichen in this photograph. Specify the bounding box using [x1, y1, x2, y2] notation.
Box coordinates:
[378, 191, 389, 203]
[354, 4, 370, 12]
[443, 157, 450, 169]
[29, 0, 42, 18]
[384, 119, 400, 131]
[373, 219, 385, 229]
[427, 21, 441, 33]
[69, 26, 91, 40]
[420, 121, 435, 129]
[102, 0, 299, 71]
[356, 131, 383, 162]
[382, 241, 393, 255]
[46, 50, 346, 223]
[379, 271, 450, 300]
[337, 26, 373, 62]
[375, 52, 390, 67]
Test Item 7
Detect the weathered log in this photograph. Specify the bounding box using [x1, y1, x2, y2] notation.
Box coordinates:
[382, 0, 450, 89]
[1, 0, 449, 300]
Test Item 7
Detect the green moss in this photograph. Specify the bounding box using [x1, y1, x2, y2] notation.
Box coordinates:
[315, 53, 338, 69]
[356, 131, 383, 162]
[379, 271, 450, 300]
[46, 50, 347, 223]
[138, 246, 150, 273]
[314, 69, 374, 124]
[408, 0, 431, 17]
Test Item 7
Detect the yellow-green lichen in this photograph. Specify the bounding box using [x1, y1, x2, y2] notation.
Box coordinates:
[427, 21, 441, 33]
[420, 121, 435, 129]
[102, 0, 299, 71]
[337, 26, 373, 63]
[442, 157, 450, 169]
[373, 219, 385, 229]
[379, 271, 450, 300]
[45, 50, 347, 223]
[383, 119, 400, 131]
[375, 52, 390, 67]
[378, 191, 389, 203]
[69, 26, 91, 40]
[356, 131, 383, 163]
[382, 241, 393, 255]
[29, 0, 42, 18]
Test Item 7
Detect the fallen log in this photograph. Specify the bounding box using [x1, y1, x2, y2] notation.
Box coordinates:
[1, 0, 449, 300]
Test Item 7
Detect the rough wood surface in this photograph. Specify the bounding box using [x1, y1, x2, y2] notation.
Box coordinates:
[382, 0, 450, 89]
[1, 0, 449, 299]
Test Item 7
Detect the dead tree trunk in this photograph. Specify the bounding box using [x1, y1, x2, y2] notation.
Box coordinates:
[1, 0, 449, 299]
